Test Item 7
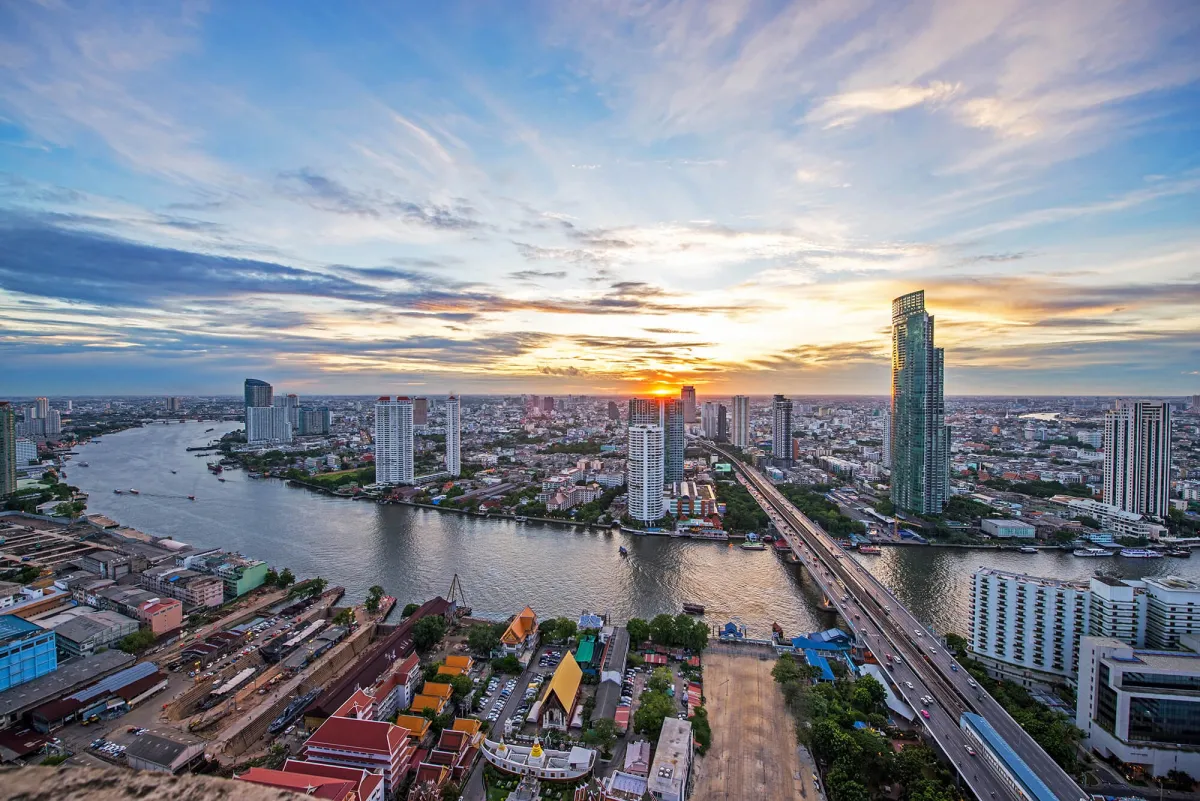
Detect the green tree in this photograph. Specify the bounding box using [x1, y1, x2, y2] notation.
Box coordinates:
[365, 585, 385, 614]
[772, 655, 803, 684]
[583, 717, 618, 755]
[852, 675, 887, 713]
[633, 691, 676, 738]
[626, 618, 650, 645]
[467, 623, 503, 655]
[277, 568, 295, 587]
[117, 627, 157, 653]
[333, 608, 355, 627]
[402, 602, 420, 618]
[449, 673, 474, 699]
[490, 655, 522, 674]
[649, 614, 676, 645]
[263, 568, 279, 587]
[413, 616, 447, 651]
[647, 667, 672, 694]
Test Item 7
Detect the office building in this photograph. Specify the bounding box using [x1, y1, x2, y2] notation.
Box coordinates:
[717, 403, 728, 443]
[165, 397, 182, 412]
[0, 615, 57, 691]
[731, 395, 749, 448]
[627, 424, 665, 523]
[15, 438, 37, 469]
[0, 402, 15, 497]
[1076, 634, 1200, 778]
[681, 386, 697, 424]
[374, 397, 414, 485]
[607, 401, 620, 421]
[51, 610, 140, 659]
[771, 395, 792, 464]
[445, 395, 461, 476]
[701, 402, 719, 440]
[663, 399, 684, 483]
[971, 570, 1200, 689]
[1104, 400, 1172, 519]
[890, 290, 949, 515]
[276, 393, 301, 428]
[413, 397, 429, 426]
[542, 396, 555, 413]
[244, 378, 273, 408]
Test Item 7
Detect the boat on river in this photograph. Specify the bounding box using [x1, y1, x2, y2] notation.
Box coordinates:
[682, 602, 705, 615]
[187, 495, 196, 501]
[740, 540, 767, 550]
[1119, 548, 1163, 559]
[113, 489, 123, 495]
[618, 546, 628, 556]
[1073, 547, 1113, 557]
[128, 489, 139, 495]
[857, 545, 882, 555]
[1018, 546, 1038, 554]
[1167, 548, 1191, 558]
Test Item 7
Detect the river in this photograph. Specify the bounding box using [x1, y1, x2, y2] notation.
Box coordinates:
[66, 422, 1200, 639]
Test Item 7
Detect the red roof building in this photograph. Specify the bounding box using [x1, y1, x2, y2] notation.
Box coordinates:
[239, 758, 385, 801]
[302, 715, 415, 794]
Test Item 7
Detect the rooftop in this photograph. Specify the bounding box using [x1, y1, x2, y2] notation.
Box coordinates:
[0, 614, 44, 642]
[0, 649, 134, 717]
[647, 717, 692, 796]
[123, 731, 202, 768]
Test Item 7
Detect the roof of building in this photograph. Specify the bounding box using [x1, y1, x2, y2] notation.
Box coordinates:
[961, 713, 1056, 801]
[410, 694, 446, 714]
[332, 688, 375, 720]
[394, 714, 431, 739]
[0, 649, 134, 717]
[444, 654, 472, 669]
[540, 650, 583, 714]
[412, 762, 449, 787]
[501, 606, 537, 645]
[0, 614, 44, 642]
[647, 717, 692, 797]
[239, 767, 357, 800]
[803, 649, 836, 681]
[575, 637, 597, 665]
[422, 682, 453, 699]
[623, 740, 651, 773]
[53, 610, 137, 645]
[307, 715, 403, 755]
[451, 718, 481, 737]
[437, 664, 466, 676]
[123, 732, 203, 769]
[285, 759, 383, 800]
[140, 599, 182, 615]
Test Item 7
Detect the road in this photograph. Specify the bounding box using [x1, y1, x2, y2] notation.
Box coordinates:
[711, 445, 1087, 801]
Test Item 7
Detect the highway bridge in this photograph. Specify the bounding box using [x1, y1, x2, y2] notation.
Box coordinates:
[709, 444, 1087, 801]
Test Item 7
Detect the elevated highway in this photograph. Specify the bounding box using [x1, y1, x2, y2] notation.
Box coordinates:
[710, 445, 1087, 801]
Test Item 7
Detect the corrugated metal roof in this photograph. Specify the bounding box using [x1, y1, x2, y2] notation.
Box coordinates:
[69, 661, 158, 703]
[960, 712, 1057, 801]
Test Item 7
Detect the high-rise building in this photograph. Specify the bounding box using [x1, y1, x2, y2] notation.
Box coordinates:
[244, 378, 273, 409]
[681, 386, 697, 424]
[628, 398, 662, 427]
[298, 408, 331, 436]
[1103, 400, 1172, 519]
[1191, 394, 1200, 410]
[717, 404, 728, 443]
[246, 406, 293, 444]
[0, 402, 15, 497]
[15, 438, 37, 468]
[731, 395, 750, 448]
[663, 399, 684, 483]
[33, 398, 49, 419]
[413, 397, 429, 427]
[542, 397, 555, 413]
[627, 424, 665, 523]
[607, 401, 620, 421]
[43, 409, 61, 437]
[771, 395, 792, 464]
[374, 397, 414, 485]
[445, 395, 461, 477]
[165, 397, 182, 412]
[881, 411, 892, 469]
[276, 393, 301, 429]
[890, 290, 949, 515]
[701, 402, 719, 440]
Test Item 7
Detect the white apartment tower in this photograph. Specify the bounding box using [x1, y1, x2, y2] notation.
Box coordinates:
[1104, 400, 1172, 519]
[445, 395, 461, 477]
[701, 402, 720, 440]
[881, 411, 892, 469]
[374, 396, 414, 485]
[731, 395, 750, 448]
[627, 423, 665, 523]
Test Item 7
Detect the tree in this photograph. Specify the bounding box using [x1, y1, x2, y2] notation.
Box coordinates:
[852, 675, 887, 713]
[263, 568, 279, 587]
[440, 779, 461, 800]
[449, 673, 474, 700]
[277, 568, 295, 588]
[467, 623, 503, 655]
[413, 616, 447, 651]
[402, 602, 420, 618]
[117, 628, 157, 653]
[649, 614, 676, 645]
[626, 618, 650, 645]
[772, 655, 803, 684]
[647, 667, 672, 694]
[333, 608, 355, 627]
[633, 690, 675, 738]
[365, 585, 385, 614]
[583, 717, 618, 755]
[491, 655, 521, 674]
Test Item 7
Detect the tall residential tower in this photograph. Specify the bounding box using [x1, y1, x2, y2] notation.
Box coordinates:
[680, 386, 697, 424]
[445, 395, 461, 477]
[627, 424, 665, 523]
[890, 291, 949, 515]
[771, 395, 793, 464]
[0, 402, 15, 498]
[731, 395, 750, 448]
[374, 397, 414, 485]
[1103, 400, 1171, 518]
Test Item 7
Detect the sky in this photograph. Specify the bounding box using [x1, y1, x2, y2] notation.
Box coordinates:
[1, 0, 1198, 398]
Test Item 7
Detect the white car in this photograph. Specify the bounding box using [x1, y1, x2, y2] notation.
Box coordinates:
[905, 681, 915, 689]
[967, 678, 977, 687]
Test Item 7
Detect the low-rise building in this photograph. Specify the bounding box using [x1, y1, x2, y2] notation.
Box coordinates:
[30, 661, 167, 732]
[0, 648, 133, 728]
[79, 551, 135, 580]
[137, 598, 183, 636]
[1050, 497, 1168, 540]
[140, 565, 224, 608]
[1076, 635, 1200, 778]
[50, 610, 139, 659]
[647, 717, 693, 801]
[981, 519, 1036, 539]
[538, 652, 582, 731]
[302, 715, 416, 794]
[123, 730, 205, 773]
[664, 481, 718, 519]
[0, 615, 57, 692]
[500, 606, 539, 656]
[239, 759, 385, 801]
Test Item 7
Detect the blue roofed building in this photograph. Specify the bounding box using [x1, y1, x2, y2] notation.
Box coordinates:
[0, 615, 57, 691]
[578, 613, 604, 631]
[791, 628, 853, 652]
[960, 712, 1057, 801]
[803, 649, 836, 682]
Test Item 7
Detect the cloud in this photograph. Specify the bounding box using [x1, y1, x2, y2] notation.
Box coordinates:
[277, 169, 484, 230]
[508, 269, 568, 281]
[807, 82, 961, 128]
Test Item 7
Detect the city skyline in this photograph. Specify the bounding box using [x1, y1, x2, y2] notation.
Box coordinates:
[2, 2, 1199, 396]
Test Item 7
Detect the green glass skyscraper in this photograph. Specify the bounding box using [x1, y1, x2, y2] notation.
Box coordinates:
[890, 291, 949, 515]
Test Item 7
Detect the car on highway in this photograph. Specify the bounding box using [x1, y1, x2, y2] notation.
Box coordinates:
[967, 678, 977, 687]
[920, 709, 930, 719]
[905, 681, 914, 689]
[964, 745, 976, 756]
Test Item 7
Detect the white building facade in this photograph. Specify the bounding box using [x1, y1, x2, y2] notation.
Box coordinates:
[626, 424, 665, 523]
[731, 395, 750, 448]
[445, 395, 461, 477]
[374, 397, 414, 485]
[771, 394, 792, 464]
[1104, 400, 1172, 519]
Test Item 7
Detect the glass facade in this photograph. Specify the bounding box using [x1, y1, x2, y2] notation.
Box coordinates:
[1095, 663, 1117, 735]
[1127, 697, 1200, 745]
[0, 625, 58, 691]
[890, 291, 949, 515]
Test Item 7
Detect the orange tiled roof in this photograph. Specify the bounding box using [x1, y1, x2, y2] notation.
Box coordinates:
[423, 682, 453, 699]
[501, 606, 538, 645]
[444, 654, 473, 669]
[540, 650, 582, 716]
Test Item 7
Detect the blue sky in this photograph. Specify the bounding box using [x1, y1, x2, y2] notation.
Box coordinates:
[1, 0, 1198, 397]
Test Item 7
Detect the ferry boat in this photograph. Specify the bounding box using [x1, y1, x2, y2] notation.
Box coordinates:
[682, 602, 705, 615]
[205, 428, 214, 433]
[1073, 547, 1113, 557]
[514, 516, 529, 523]
[1119, 548, 1163, 559]
[740, 540, 767, 550]
[1018, 546, 1038, 554]
[618, 546, 629, 556]
[128, 489, 139, 495]
[1167, 548, 1191, 558]
[857, 545, 882, 555]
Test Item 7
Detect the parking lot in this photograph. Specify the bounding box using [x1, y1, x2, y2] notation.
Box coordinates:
[476, 646, 566, 733]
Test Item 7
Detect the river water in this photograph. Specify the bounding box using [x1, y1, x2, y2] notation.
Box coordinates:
[67, 422, 1200, 639]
